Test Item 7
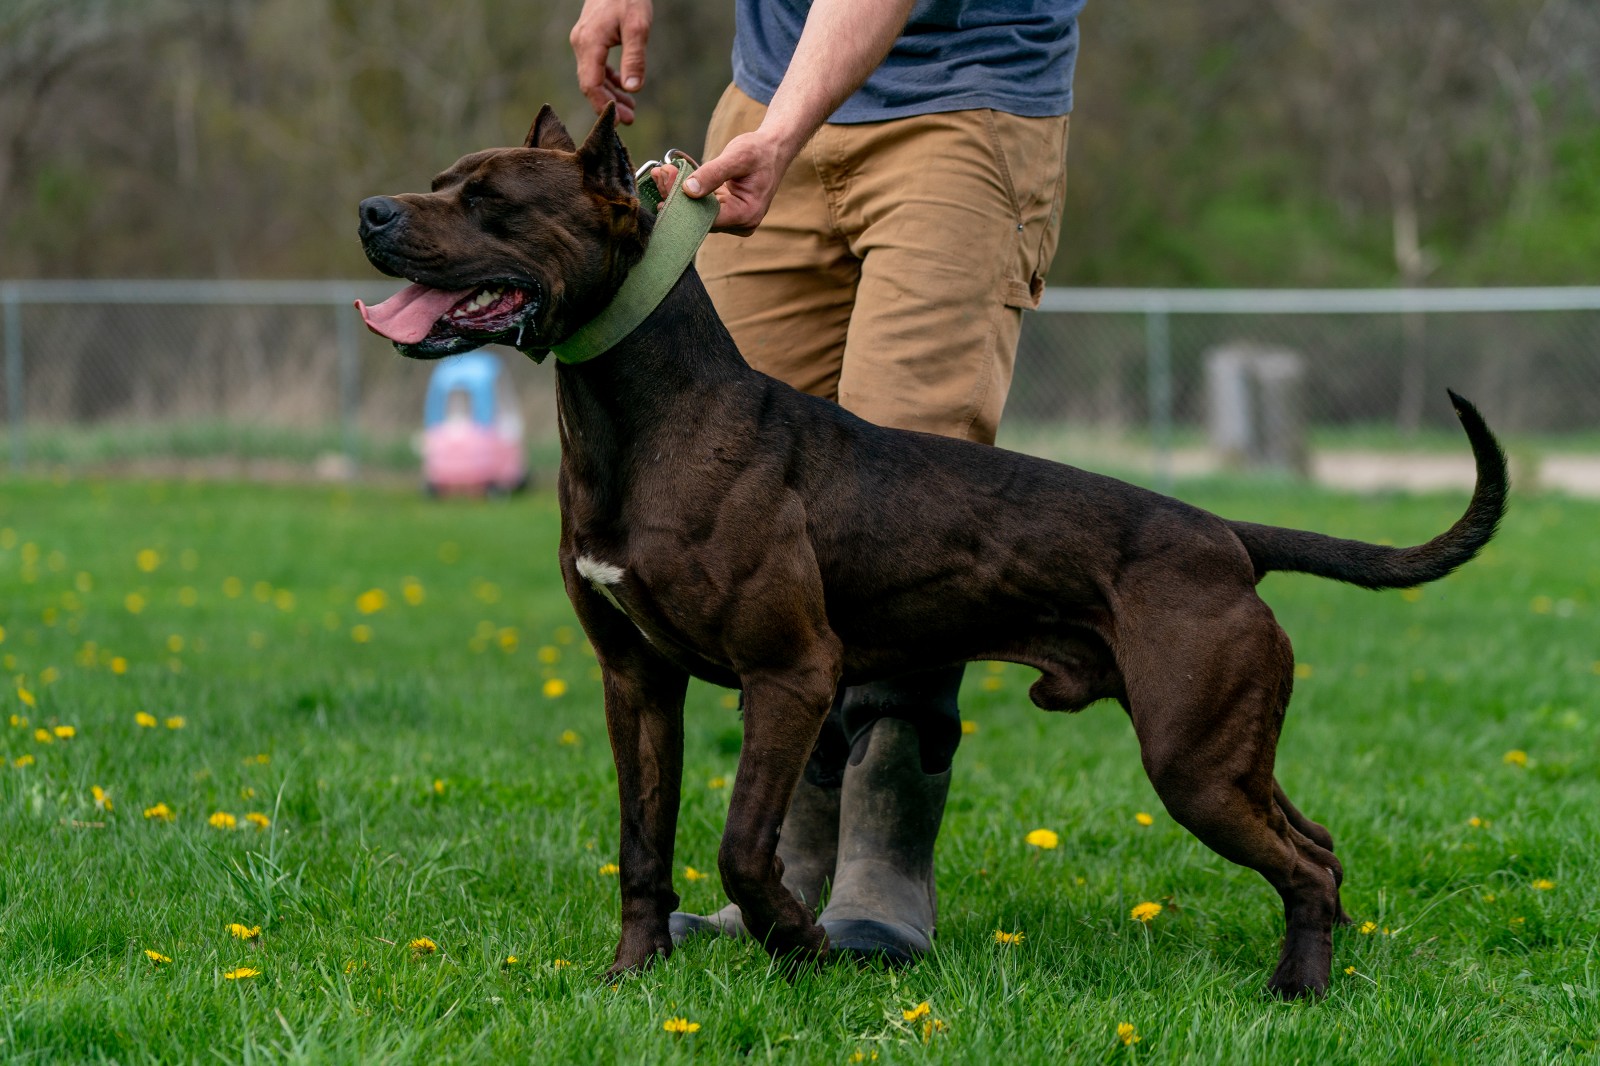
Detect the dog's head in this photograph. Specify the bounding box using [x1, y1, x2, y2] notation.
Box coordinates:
[355, 105, 642, 360]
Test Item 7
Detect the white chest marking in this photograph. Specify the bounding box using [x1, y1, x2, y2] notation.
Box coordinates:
[576, 555, 627, 613]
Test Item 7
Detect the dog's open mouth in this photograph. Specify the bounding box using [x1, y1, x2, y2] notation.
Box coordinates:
[356, 281, 540, 358]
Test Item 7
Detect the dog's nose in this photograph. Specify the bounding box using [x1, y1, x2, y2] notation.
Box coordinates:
[358, 196, 403, 237]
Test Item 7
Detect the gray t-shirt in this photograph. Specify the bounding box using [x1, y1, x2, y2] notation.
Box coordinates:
[732, 0, 1085, 123]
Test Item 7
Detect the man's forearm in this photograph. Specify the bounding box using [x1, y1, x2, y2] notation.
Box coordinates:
[760, 0, 919, 156]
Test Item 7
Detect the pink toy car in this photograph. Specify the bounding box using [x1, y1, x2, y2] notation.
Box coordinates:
[421, 353, 529, 495]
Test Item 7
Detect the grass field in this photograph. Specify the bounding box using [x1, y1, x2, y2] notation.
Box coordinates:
[0, 475, 1596, 1063]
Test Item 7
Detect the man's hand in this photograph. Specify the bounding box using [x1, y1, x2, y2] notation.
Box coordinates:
[654, 131, 797, 236]
[569, 0, 654, 124]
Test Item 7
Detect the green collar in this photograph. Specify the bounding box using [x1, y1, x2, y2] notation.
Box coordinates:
[547, 154, 719, 364]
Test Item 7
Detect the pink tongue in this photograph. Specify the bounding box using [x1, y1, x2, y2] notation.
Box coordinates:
[354, 283, 473, 344]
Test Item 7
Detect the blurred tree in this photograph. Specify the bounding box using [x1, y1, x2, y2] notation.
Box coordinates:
[1, 0, 1596, 285]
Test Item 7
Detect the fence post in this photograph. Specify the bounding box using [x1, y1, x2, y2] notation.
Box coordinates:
[1144, 304, 1172, 494]
[4, 285, 21, 472]
[336, 300, 359, 467]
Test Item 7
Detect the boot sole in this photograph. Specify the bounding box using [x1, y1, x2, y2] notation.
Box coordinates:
[820, 918, 928, 967]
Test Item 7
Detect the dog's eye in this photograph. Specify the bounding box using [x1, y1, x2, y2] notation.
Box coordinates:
[462, 181, 495, 211]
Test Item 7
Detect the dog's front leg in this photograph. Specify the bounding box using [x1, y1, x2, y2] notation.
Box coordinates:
[583, 614, 690, 979]
[720, 661, 839, 963]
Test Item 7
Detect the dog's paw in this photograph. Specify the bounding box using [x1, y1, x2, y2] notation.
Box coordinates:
[1265, 958, 1330, 1001]
[604, 932, 672, 980]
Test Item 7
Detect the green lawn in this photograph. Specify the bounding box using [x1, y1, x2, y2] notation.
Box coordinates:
[0, 476, 1595, 1064]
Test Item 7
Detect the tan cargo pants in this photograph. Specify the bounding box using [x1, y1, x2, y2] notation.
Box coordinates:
[697, 84, 1069, 444]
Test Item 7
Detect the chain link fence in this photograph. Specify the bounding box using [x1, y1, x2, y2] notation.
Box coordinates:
[4, 281, 1599, 493]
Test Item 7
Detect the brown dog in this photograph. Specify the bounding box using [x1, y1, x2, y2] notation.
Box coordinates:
[356, 105, 1507, 998]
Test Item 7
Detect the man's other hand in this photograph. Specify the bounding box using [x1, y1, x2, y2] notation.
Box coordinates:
[570, 0, 653, 124]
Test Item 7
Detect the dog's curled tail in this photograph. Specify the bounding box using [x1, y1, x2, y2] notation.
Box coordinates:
[1227, 390, 1508, 590]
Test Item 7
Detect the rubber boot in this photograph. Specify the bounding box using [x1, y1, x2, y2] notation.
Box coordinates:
[668, 774, 840, 943]
[817, 717, 950, 965]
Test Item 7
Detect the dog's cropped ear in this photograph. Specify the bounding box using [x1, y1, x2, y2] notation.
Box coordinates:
[577, 103, 636, 199]
[525, 104, 577, 152]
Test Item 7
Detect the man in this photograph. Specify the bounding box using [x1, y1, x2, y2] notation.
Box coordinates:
[570, 0, 1083, 963]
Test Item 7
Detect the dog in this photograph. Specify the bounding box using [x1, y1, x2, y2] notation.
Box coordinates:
[355, 105, 1507, 999]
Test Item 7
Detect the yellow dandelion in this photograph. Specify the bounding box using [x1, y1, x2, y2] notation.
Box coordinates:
[1467, 816, 1483, 828]
[143, 802, 174, 821]
[402, 580, 425, 606]
[993, 929, 1025, 945]
[598, 862, 620, 876]
[433, 778, 446, 795]
[1134, 811, 1154, 826]
[245, 812, 270, 830]
[33, 727, 52, 744]
[178, 586, 198, 606]
[504, 955, 519, 966]
[543, 678, 568, 699]
[17, 686, 36, 709]
[350, 624, 372, 644]
[1532, 879, 1555, 891]
[708, 776, 727, 789]
[13, 754, 35, 768]
[684, 866, 707, 881]
[252, 581, 272, 603]
[961, 720, 979, 735]
[91, 785, 112, 811]
[1345, 965, 1356, 975]
[272, 589, 296, 612]
[248, 753, 270, 765]
[124, 593, 146, 614]
[1117, 1022, 1141, 1046]
[209, 811, 237, 830]
[54, 724, 76, 740]
[1401, 587, 1423, 603]
[558, 729, 579, 745]
[1294, 662, 1314, 680]
[222, 967, 260, 980]
[552, 959, 572, 969]
[222, 577, 243, 598]
[1130, 901, 1163, 923]
[111, 657, 128, 675]
[1511, 916, 1526, 925]
[662, 1017, 701, 1035]
[902, 1001, 931, 1022]
[409, 937, 437, 955]
[1484, 893, 1497, 903]
[135, 712, 157, 728]
[1531, 595, 1553, 614]
[1358, 920, 1378, 935]
[165, 716, 185, 730]
[849, 1051, 880, 1063]
[982, 675, 1002, 691]
[136, 548, 161, 572]
[8, 714, 23, 727]
[1503, 750, 1528, 767]
[38, 666, 58, 685]
[227, 923, 261, 940]
[356, 588, 387, 614]
[145, 949, 172, 965]
[1025, 828, 1059, 850]
[537, 645, 559, 664]
[921, 1018, 948, 1041]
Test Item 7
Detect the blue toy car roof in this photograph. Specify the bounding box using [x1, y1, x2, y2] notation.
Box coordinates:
[424, 353, 504, 427]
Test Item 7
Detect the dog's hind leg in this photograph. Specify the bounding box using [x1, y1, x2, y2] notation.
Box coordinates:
[1121, 600, 1340, 999]
[719, 651, 841, 963]
[1274, 779, 1351, 925]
